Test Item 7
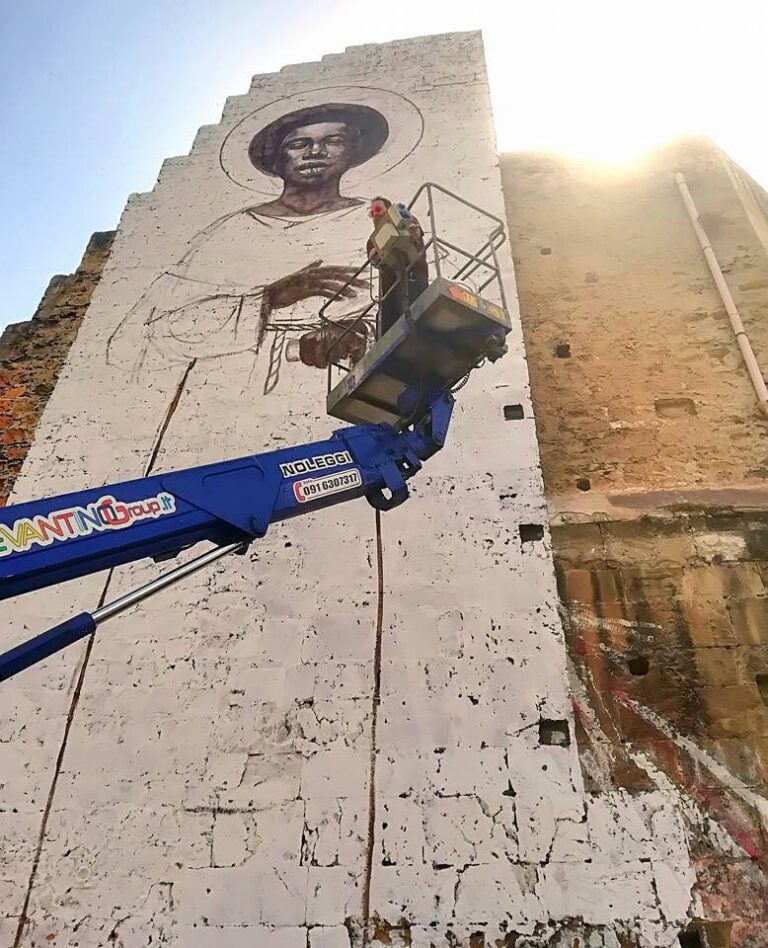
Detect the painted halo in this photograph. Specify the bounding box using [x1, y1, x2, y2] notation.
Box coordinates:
[219, 85, 424, 196]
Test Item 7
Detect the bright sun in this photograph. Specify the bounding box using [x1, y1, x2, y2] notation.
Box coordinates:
[476, 0, 767, 183]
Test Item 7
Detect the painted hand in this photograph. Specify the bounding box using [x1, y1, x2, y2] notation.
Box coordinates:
[265, 260, 366, 309]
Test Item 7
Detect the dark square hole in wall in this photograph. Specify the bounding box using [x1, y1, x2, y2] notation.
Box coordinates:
[678, 931, 704, 948]
[519, 524, 545, 543]
[539, 719, 571, 746]
[756, 674, 768, 706]
[655, 397, 697, 418]
[627, 656, 650, 676]
[555, 343, 571, 358]
[503, 404, 525, 421]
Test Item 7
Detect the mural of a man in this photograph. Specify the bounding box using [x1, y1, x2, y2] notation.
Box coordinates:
[248, 104, 388, 218]
[107, 102, 392, 392]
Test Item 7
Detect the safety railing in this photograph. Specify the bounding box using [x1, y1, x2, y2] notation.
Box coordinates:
[317, 181, 509, 393]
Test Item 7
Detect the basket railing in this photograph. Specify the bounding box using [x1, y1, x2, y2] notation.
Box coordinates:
[318, 182, 508, 393]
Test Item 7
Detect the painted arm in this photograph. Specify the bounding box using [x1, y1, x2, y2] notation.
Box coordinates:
[0, 395, 453, 681]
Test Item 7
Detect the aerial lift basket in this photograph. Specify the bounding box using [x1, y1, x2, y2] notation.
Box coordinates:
[320, 183, 512, 430]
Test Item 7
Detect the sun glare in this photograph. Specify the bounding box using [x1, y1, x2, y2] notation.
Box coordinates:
[475, 0, 767, 183]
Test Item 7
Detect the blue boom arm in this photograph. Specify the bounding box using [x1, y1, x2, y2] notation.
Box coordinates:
[0, 395, 453, 681]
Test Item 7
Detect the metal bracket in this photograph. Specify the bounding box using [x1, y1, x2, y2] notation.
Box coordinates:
[366, 459, 410, 510]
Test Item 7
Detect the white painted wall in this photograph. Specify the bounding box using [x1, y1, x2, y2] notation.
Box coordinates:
[1, 32, 695, 947]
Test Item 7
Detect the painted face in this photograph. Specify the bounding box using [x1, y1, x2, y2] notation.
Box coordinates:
[277, 121, 356, 187]
[369, 199, 389, 220]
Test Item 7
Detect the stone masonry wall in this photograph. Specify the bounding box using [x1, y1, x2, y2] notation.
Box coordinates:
[1, 32, 700, 948]
[503, 140, 768, 944]
[555, 514, 768, 948]
[502, 138, 768, 499]
[0, 231, 114, 503]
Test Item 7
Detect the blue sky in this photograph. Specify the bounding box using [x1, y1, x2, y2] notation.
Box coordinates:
[2, 0, 767, 329]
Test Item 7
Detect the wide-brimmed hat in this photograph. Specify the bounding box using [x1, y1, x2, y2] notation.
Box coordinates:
[248, 103, 389, 177]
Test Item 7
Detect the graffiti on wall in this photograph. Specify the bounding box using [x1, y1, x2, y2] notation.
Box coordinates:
[558, 568, 768, 938]
[106, 87, 424, 393]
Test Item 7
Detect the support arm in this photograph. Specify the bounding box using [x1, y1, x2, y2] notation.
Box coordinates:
[0, 395, 453, 680]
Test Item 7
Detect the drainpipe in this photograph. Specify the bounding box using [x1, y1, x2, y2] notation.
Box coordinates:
[675, 171, 768, 414]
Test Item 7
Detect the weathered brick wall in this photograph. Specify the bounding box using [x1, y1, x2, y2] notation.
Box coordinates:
[0, 231, 114, 503]
[503, 140, 768, 945]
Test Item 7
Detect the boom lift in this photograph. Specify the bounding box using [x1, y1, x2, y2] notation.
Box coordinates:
[0, 184, 511, 682]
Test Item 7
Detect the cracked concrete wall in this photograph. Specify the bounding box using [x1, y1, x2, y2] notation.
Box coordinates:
[2, 33, 696, 948]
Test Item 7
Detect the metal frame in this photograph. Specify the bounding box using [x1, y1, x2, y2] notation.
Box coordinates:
[317, 182, 509, 393]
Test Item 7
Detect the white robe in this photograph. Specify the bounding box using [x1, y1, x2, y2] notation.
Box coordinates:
[106, 201, 373, 396]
